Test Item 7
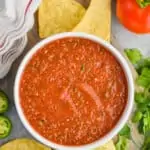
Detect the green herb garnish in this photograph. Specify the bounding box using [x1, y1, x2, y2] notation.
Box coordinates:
[142, 109, 150, 135]
[142, 131, 150, 150]
[136, 68, 150, 88]
[125, 48, 150, 150]
[135, 92, 146, 103]
[115, 124, 131, 150]
[81, 64, 85, 72]
[119, 124, 131, 139]
[116, 136, 128, 150]
[132, 111, 143, 123]
[125, 48, 142, 64]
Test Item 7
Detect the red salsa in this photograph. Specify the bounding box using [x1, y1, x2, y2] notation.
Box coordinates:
[20, 37, 128, 146]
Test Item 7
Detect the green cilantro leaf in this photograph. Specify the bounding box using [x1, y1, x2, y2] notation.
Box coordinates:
[138, 109, 150, 135]
[135, 93, 146, 103]
[142, 132, 150, 150]
[136, 68, 150, 88]
[116, 136, 128, 150]
[119, 124, 131, 139]
[136, 57, 150, 74]
[132, 111, 143, 123]
[125, 48, 142, 64]
[137, 103, 149, 113]
[143, 109, 150, 135]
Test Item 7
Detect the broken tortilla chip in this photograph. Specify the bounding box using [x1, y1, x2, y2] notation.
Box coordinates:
[0, 138, 51, 150]
[93, 140, 115, 150]
[73, 0, 111, 42]
[38, 0, 86, 38]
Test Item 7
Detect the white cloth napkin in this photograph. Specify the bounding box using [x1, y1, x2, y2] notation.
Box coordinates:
[0, 0, 41, 78]
[0, 36, 27, 78]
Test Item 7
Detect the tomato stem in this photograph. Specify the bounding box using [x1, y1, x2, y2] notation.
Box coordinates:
[136, 0, 150, 8]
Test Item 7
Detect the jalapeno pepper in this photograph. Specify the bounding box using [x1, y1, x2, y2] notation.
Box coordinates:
[0, 116, 12, 139]
[0, 91, 8, 113]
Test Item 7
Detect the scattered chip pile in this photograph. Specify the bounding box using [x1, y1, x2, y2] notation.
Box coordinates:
[38, 0, 111, 41]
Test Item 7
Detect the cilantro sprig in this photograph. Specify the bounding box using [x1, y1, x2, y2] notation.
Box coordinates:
[124, 48, 150, 150]
[116, 124, 131, 150]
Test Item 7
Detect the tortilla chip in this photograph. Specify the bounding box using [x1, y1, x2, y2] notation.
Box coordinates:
[0, 138, 51, 150]
[93, 140, 115, 150]
[73, 0, 111, 42]
[38, 0, 86, 38]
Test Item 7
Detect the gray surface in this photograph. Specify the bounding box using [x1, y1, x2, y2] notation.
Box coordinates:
[0, 0, 5, 15]
[0, 1, 5, 11]
[0, 0, 150, 147]
[0, 43, 33, 145]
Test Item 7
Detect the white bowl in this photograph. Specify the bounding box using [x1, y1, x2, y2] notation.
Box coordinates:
[14, 32, 134, 150]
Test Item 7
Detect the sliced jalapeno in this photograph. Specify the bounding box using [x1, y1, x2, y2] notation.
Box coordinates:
[0, 116, 12, 139]
[0, 91, 8, 113]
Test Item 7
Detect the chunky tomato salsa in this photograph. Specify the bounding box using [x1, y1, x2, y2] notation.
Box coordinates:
[20, 37, 128, 146]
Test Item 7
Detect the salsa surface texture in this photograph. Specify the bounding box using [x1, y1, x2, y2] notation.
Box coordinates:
[20, 37, 128, 146]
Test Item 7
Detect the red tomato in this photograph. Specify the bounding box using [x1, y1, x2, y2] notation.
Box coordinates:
[117, 0, 150, 33]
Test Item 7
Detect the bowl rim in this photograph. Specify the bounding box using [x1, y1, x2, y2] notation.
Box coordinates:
[14, 32, 134, 150]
